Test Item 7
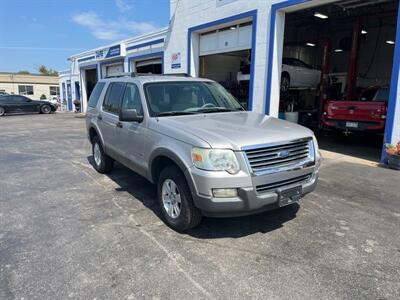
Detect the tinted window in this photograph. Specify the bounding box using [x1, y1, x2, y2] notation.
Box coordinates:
[88, 82, 106, 108]
[102, 82, 125, 114]
[13, 96, 29, 102]
[374, 88, 389, 102]
[121, 83, 143, 115]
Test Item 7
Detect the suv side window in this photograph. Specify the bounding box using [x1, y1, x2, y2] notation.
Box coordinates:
[88, 82, 106, 108]
[102, 82, 125, 114]
[120, 83, 143, 116]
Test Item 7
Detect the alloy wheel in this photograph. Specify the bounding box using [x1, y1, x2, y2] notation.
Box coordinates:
[161, 179, 182, 219]
[94, 143, 101, 166]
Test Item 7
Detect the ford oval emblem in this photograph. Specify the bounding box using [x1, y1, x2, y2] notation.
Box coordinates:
[277, 150, 290, 158]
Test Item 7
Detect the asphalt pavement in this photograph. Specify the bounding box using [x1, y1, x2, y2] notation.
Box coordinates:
[0, 113, 399, 299]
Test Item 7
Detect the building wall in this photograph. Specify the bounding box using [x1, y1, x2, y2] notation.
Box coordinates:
[165, 0, 274, 113]
[0, 73, 59, 99]
[61, 0, 400, 154]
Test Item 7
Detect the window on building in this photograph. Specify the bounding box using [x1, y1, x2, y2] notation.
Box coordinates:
[18, 85, 34, 95]
[50, 86, 60, 96]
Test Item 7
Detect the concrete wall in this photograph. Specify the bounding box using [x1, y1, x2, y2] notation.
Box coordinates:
[200, 54, 243, 82]
[0, 82, 59, 100]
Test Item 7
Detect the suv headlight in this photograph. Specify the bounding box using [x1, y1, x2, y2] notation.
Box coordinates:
[191, 148, 240, 174]
[312, 136, 321, 160]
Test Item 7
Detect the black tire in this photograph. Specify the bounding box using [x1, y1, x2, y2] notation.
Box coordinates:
[281, 73, 290, 92]
[40, 104, 51, 114]
[157, 165, 202, 231]
[92, 136, 114, 174]
[0, 106, 5, 116]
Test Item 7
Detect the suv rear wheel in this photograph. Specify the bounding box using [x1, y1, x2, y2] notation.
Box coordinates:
[157, 166, 202, 231]
[92, 136, 114, 173]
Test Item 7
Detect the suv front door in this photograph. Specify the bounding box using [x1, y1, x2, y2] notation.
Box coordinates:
[99, 82, 125, 155]
[115, 83, 146, 170]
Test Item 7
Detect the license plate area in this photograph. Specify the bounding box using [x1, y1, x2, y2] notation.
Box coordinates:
[346, 121, 358, 128]
[278, 186, 302, 207]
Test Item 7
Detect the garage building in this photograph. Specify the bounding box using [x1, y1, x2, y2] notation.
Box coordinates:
[60, 0, 400, 163]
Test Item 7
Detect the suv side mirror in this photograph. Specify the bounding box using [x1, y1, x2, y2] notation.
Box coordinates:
[120, 109, 144, 123]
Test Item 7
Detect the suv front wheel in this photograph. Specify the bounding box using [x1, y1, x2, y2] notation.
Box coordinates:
[92, 136, 114, 173]
[157, 166, 202, 231]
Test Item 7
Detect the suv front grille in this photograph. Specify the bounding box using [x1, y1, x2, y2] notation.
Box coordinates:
[256, 173, 312, 194]
[244, 139, 313, 174]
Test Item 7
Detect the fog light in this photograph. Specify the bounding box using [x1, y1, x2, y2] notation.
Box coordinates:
[212, 188, 238, 198]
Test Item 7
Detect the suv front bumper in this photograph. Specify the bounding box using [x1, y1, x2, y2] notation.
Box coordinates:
[185, 161, 320, 217]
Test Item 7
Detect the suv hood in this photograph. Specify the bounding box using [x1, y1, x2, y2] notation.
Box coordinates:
[155, 111, 314, 150]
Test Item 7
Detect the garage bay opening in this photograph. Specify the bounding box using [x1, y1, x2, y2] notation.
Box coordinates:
[280, 0, 398, 161]
[197, 21, 253, 109]
[85, 68, 98, 100]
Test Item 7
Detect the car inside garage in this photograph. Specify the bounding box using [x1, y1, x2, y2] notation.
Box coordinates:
[278, 0, 398, 161]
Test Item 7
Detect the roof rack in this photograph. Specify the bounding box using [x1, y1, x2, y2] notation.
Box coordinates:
[105, 72, 192, 79]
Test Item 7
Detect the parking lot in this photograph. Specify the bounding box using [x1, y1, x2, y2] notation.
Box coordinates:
[0, 113, 399, 299]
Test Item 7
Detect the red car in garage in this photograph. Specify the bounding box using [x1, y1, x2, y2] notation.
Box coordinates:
[321, 86, 389, 133]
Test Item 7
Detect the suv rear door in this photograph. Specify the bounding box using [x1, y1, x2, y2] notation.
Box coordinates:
[99, 82, 125, 155]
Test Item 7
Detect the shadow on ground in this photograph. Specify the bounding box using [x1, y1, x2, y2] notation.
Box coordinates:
[88, 156, 299, 239]
[316, 131, 383, 162]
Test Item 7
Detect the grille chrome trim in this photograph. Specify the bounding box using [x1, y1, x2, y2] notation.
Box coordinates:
[256, 173, 312, 194]
[243, 138, 315, 175]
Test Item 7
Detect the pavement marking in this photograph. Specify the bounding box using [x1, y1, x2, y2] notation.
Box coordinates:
[109, 193, 214, 299]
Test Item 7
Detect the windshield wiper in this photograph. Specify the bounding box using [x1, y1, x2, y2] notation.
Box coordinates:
[196, 107, 241, 113]
[156, 111, 197, 117]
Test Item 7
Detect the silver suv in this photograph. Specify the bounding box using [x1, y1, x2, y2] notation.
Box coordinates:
[86, 74, 321, 231]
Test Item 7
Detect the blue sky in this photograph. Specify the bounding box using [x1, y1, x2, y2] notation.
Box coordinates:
[0, 0, 170, 73]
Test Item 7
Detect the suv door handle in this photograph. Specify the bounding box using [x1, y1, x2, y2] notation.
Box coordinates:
[116, 121, 123, 128]
[97, 115, 102, 120]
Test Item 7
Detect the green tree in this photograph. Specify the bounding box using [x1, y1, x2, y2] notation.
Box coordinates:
[38, 65, 58, 76]
[17, 70, 31, 74]
[40, 94, 47, 100]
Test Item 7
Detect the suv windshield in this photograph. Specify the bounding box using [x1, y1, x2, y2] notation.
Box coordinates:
[143, 81, 243, 117]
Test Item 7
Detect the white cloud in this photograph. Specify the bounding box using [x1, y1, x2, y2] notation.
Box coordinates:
[115, 0, 133, 12]
[72, 11, 158, 41]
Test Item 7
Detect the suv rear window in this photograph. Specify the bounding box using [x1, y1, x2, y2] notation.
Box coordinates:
[102, 82, 125, 114]
[88, 82, 106, 108]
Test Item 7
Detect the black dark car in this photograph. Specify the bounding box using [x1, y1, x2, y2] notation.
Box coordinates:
[0, 95, 57, 116]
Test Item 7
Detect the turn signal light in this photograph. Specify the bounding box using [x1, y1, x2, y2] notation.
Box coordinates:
[212, 188, 238, 198]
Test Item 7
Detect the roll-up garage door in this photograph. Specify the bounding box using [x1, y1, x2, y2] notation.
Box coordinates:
[199, 23, 252, 56]
[136, 58, 162, 68]
[106, 64, 123, 77]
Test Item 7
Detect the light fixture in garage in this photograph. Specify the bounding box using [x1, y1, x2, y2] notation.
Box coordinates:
[306, 43, 316, 47]
[386, 40, 395, 45]
[314, 12, 328, 19]
[334, 49, 343, 53]
[230, 26, 237, 30]
[361, 30, 368, 34]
